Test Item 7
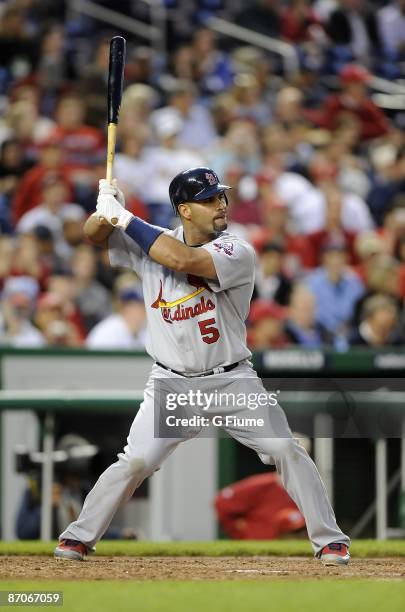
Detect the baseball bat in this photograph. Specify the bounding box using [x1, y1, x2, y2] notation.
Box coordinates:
[106, 35, 126, 185]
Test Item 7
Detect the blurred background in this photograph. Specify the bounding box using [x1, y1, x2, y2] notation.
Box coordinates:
[0, 0, 404, 543]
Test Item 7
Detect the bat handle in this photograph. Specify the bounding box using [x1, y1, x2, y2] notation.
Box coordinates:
[106, 122, 117, 184]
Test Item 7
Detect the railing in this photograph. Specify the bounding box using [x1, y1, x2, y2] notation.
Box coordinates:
[67, 0, 166, 56]
[207, 16, 300, 76]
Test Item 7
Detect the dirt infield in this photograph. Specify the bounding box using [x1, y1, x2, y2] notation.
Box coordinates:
[1, 556, 404, 581]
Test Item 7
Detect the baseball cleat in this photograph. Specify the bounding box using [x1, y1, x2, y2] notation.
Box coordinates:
[319, 542, 350, 566]
[54, 539, 90, 561]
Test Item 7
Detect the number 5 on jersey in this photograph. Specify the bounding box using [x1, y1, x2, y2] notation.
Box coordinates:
[198, 318, 220, 344]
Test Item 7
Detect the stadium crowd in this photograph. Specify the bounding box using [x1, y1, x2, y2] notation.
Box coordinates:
[0, 0, 404, 351]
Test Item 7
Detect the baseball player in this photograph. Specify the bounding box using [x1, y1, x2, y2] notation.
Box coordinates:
[54, 167, 350, 566]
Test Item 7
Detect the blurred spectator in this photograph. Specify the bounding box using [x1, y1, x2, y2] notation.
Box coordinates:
[326, 0, 381, 63]
[0, 138, 28, 231]
[209, 119, 262, 178]
[34, 291, 82, 347]
[153, 79, 217, 151]
[253, 189, 315, 272]
[36, 22, 76, 104]
[215, 472, 306, 540]
[376, 196, 405, 256]
[191, 28, 234, 96]
[281, 0, 321, 42]
[367, 141, 405, 226]
[349, 294, 402, 346]
[16, 173, 85, 259]
[235, 0, 281, 38]
[353, 253, 402, 324]
[306, 184, 358, 264]
[284, 284, 324, 348]
[71, 245, 111, 333]
[0, 97, 55, 163]
[377, 0, 405, 57]
[231, 72, 271, 126]
[119, 84, 156, 144]
[253, 240, 292, 305]
[0, 5, 39, 90]
[247, 300, 290, 349]
[0, 276, 44, 347]
[352, 230, 387, 284]
[77, 35, 110, 128]
[113, 131, 148, 198]
[306, 64, 390, 141]
[143, 108, 203, 226]
[45, 92, 104, 185]
[304, 240, 364, 343]
[86, 275, 146, 350]
[8, 233, 49, 290]
[12, 135, 72, 223]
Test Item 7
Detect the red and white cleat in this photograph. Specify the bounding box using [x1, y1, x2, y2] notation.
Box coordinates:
[319, 542, 350, 566]
[54, 539, 90, 561]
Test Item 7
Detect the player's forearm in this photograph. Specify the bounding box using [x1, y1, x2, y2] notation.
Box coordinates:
[84, 214, 114, 246]
[148, 233, 216, 278]
[121, 215, 218, 279]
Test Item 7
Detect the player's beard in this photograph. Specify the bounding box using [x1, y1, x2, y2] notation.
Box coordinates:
[213, 216, 227, 233]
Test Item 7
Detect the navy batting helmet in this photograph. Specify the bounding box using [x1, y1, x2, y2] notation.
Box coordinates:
[169, 167, 231, 215]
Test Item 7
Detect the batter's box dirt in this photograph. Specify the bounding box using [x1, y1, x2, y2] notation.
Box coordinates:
[1, 556, 404, 581]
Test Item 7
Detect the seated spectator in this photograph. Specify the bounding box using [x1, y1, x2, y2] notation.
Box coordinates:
[0, 139, 28, 232]
[34, 291, 83, 347]
[352, 231, 388, 285]
[44, 92, 105, 185]
[306, 184, 358, 264]
[253, 240, 292, 305]
[153, 79, 217, 151]
[377, 0, 405, 58]
[191, 28, 234, 96]
[281, 0, 321, 42]
[284, 284, 324, 348]
[12, 135, 72, 223]
[71, 245, 111, 333]
[0, 276, 44, 347]
[16, 173, 85, 259]
[215, 472, 306, 540]
[349, 295, 402, 347]
[326, 0, 381, 64]
[367, 142, 405, 226]
[306, 64, 390, 141]
[86, 276, 146, 350]
[231, 73, 271, 126]
[247, 300, 290, 349]
[31, 225, 65, 275]
[209, 119, 262, 178]
[353, 253, 402, 323]
[253, 189, 315, 271]
[143, 110, 204, 227]
[376, 196, 405, 256]
[0, 6, 39, 90]
[304, 240, 364, 342]
[8, 234, 49, 291]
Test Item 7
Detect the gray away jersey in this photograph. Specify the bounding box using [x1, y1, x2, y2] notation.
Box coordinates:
[108, 225, 256, 373]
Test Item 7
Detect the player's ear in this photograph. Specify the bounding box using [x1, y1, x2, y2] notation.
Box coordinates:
[178, 203, 192, 220]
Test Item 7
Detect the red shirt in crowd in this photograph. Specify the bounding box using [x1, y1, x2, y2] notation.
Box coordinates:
[215, 472, 305, 540]
[306, 94, 389, 141]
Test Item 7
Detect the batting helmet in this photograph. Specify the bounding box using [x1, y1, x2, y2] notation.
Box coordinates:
[169, 167, 231, 215]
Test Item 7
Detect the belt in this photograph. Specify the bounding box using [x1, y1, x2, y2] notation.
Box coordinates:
[156, 361, 240, 378]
